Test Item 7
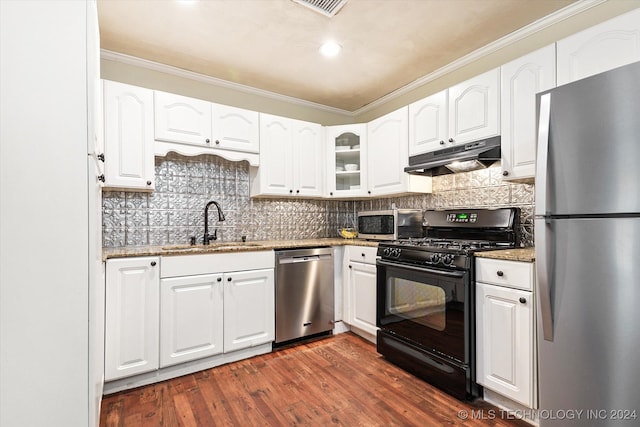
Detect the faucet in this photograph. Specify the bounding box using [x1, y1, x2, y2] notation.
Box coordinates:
[203, 200, 226, 245]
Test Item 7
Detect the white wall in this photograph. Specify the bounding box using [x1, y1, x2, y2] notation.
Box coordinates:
[0, 1, 92, 426]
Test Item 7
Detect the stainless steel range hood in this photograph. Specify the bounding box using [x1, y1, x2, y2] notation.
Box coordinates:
[405, 136, 501, 176]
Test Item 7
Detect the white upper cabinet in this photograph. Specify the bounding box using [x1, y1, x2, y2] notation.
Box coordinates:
[557, 8, 640, 86]
[251, 113, 323, 197]
[292, 119, 324, 198]
[367, 107, 409, 196]
[103, 80, 155, 190]
[448, 68, 500, 146]
[154, 91, 212, 146]
[326, 124, 368, 198]
[408, 90, 448, 156]
[500, 44, 556, 181]
[211, 103, 259, 153]
[154, 90, 259, 165]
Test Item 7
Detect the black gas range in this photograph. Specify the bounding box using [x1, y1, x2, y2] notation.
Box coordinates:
[375, 208, 520, 400]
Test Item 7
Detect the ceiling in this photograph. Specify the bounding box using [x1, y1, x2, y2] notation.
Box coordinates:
[97, 0, 575, 112]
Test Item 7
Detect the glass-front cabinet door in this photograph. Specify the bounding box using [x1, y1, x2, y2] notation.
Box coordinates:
[326, 124, 367, 197]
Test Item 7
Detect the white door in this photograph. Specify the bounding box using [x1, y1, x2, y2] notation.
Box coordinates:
[292, 119, 324, 197]
[103, 80, 155, 190]
[500, 44, 556, 181]
[154, 91, 212, 146]
[160, 273, 224, 367]
[211, 103, 259, 153]
[367, 107, 408, 196]
[476, 282, 533, 407]
[348, 262, 378, 337]
[105, 257, 159, 381]
[409, 89, 448, 156]
[557, 8, 640, 85]
[258, 114, 293, 196]
[448, 68, 500, 145]
[223, 268, 275, 352]
[325, 124, 367, 197]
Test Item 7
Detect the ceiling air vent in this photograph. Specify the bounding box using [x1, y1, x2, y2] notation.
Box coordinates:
[291, 0, 348, 17]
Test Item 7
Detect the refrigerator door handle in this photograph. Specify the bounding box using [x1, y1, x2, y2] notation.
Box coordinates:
[535, 93, 551, 217]
[535, 218, 554, 341]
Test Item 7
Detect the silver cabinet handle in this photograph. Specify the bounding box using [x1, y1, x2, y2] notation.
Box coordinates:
[535, 218, 554, 341]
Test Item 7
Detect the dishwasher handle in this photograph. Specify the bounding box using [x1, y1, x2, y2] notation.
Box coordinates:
[278, 254, 332, 264]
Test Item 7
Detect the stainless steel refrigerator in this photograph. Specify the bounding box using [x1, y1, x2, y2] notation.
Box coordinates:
[535, 61, 640, 426]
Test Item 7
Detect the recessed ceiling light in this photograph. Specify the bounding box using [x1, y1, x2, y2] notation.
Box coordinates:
[319, 41, 342, 57]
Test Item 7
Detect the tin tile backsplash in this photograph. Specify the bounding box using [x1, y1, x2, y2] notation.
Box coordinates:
[103, 156, 534, 248]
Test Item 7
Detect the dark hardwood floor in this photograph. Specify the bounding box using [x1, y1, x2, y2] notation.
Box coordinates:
[100, 333, 529, 426]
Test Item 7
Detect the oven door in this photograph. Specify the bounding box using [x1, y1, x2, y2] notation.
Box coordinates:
[376, 259, 469, 364]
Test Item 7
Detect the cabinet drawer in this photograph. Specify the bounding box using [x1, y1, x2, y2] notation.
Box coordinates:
[475, 258, 533, 291]
[348, 246, 378, 265]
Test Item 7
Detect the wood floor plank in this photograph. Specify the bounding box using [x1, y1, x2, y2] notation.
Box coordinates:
[100, 333, 530, 427]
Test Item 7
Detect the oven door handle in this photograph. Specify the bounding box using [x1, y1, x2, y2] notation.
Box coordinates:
[376, 259, 466, 278]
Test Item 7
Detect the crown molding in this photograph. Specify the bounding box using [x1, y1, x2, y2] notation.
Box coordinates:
[100, 49, 356, 117]
[101, 0, 606, 118]
[353, 0, 607, 116]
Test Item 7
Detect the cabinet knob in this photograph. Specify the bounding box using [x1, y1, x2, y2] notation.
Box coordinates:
[215, 140, 220, 145]
[439, 140, 445, 145]
[296, 190, 300, 194]
[289, 189, 293, 194]
[496, 270, 504, 277]
[97, 174, 105, 183]
[97, 153, 105, 162]
[227, 277, 232, 282]
[205, 138, 210, 144]
[361, 253, 365, 257]
[217, 277, 222, 282]
[330, 192, 333, 196]
[146, 180, 152, 186]
[150, 261, 156, 267]
[448, 138, 455, 143]
[367, 190, 371, 195]
[502, 171, 509, 176]
[349, 265, 352, 269]
[519, 297, 527, 304]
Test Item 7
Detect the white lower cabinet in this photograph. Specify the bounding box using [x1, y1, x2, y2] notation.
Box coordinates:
[105, 251, 275, 388]
[105, 257, 160, 381]
[344, 246, 378, 341]
[160, 273, 224, 367]
[476, 258, 535, 408]
[223, 268, 275, 352]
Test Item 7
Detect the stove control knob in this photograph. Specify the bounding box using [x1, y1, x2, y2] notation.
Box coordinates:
[392, 248, 402, 258]
[383, 248, 391, 257]
[429, 253, 441, 264]
[442, 255, 454, 266]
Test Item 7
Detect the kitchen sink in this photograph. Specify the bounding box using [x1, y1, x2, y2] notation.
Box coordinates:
[161, 242, 264, 251]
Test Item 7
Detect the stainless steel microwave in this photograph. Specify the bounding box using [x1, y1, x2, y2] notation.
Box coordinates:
[357, 209, 423, 240]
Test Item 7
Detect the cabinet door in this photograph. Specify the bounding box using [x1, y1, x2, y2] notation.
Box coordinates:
[448, 68, 500, 145]
[154, 91, 212, 146]
[211, 103, 259, 153]
[160, 274, 224, 367]
[326, 124, 367, 197]
[557, 8, 640, 85]
[292, 119, 324, 197]
[476, 282, 533, 407]
[103, 80, 155, 190]
[258, 113, 293, 196]
[348, 261, 378, 337]
[501, 45, 556, 181]
[367, 107, 408, 196]
[105, 257, 159, 381]
[223, 268, 275, 352]
[409, 90, 448, 156]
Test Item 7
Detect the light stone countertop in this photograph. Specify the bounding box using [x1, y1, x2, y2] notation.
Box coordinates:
[474, 247, 535, 262]
[103, 238, 378, 260]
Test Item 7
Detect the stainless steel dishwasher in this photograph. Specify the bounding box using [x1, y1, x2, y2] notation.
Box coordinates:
[274, 247, 334, 344]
